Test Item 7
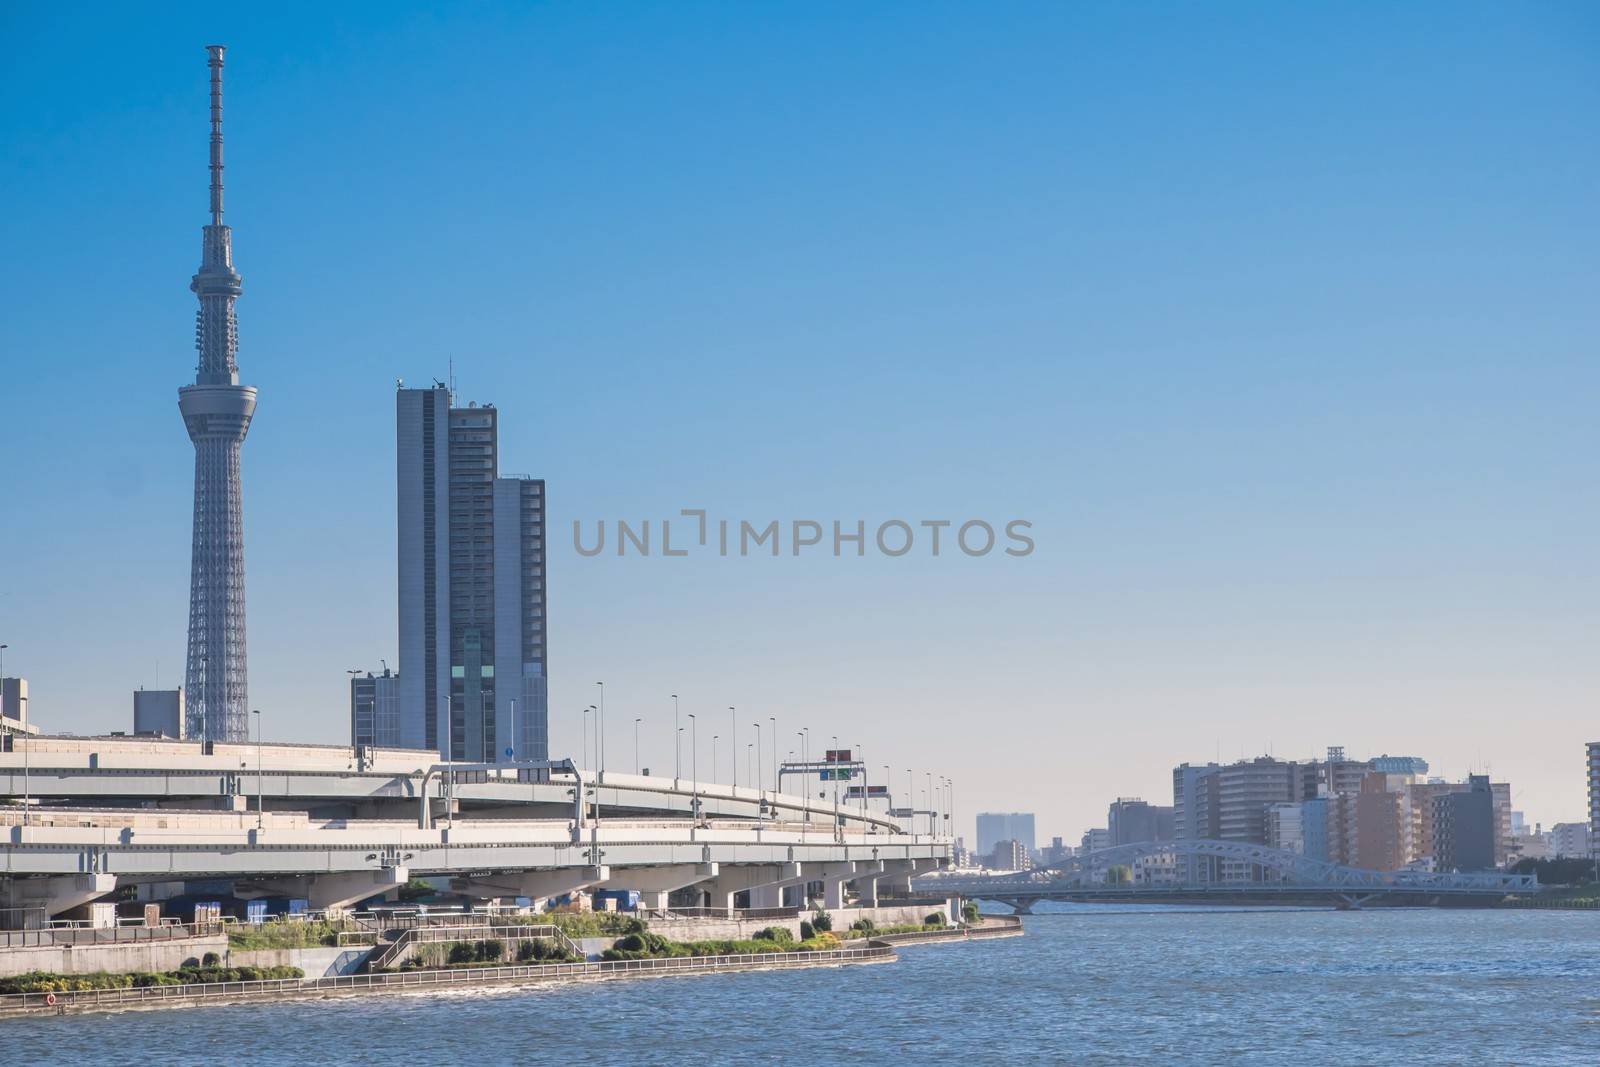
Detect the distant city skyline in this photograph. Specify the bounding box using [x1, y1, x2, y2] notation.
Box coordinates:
[3, 4, 1597, 838]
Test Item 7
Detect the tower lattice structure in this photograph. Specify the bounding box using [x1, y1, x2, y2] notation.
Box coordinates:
[179, 45, 256, 742]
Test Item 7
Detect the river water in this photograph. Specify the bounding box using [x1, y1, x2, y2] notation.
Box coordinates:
[7, 905, 1598, 1064]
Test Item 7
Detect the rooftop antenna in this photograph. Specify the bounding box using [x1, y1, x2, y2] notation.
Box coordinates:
[206, 44, 226, 225]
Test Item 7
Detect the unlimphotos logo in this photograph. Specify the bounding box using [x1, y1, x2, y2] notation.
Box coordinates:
[574, 509, 1034, 558]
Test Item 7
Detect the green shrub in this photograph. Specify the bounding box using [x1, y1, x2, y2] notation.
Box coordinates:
[517, 938, 576, 963]
[753, 926, 794, 943]
[509, 910, 642, 938]
[849, 918, 877, 934]
[924, 912, 947, 928]
[0, 966, 302, 995]
[201, 952, 221, 967]
[796, 933, 840, 952]
[962, 901, 980, 925]
[601, 947, 646, 961]
[226, 918, 352, 951]
[811, 910, 833, 932]
[798, 920, 815, 941]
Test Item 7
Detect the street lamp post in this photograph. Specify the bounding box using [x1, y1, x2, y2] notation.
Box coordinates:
[797, 732, 807, 826]
[728, 707, 737, 789]
[3, 645, 24, 827]
[856, 743, 866, 821]
[768, 716, 777, 810]
[634, 717, 642, 775]
[594, 682, 606, 782]
[688, 713, 698, 824]
[832, 734, 841, 837]
[440, 695, 454, 829]
[671, 695, 680, 782]
[712, 735, 719, 786]
[345, 669, 360, 744]
[583, 708, 591, 770]
[907, 769, 914, 835]
[940, 777, 953, 844]
[251, 708, 264, 830]
[752, 721, 764, 815]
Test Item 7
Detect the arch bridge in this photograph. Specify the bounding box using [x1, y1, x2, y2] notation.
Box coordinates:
[913, 839, 1538, 911]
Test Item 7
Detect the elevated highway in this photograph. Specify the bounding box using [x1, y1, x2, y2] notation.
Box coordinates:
[0, 737, 947, 924]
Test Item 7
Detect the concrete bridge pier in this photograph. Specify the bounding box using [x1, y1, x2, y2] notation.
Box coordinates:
[843, 861, 885, 907]
[854, 857, 937, 905]
[697, 863, 802, 911]
[2, 873, 118, 924]
[812, 862, 867, 910]
[452, 866, 610, 909]
[604, 864, 718, 911]
[745, 861, 860, 910]
[995, 897, 1034, 916]
[245, 868, 412, 911]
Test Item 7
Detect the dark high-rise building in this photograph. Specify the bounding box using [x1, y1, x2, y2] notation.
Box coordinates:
[350, 668, 400, 749]
[1433, 775, 1496, 872]
[397, 386, 547, 761]
[180, 46, 256, 742]
[1107, 798, 1174, 846]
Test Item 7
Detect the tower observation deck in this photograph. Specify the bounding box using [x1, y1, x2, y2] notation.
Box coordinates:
[179, 45, 256, 742]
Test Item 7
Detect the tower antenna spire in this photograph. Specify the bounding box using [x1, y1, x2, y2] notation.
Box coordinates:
[207, 44, 225, 225]
[181, 43, 256, 744]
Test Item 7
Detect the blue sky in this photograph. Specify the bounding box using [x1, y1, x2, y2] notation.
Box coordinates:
[2, 2, 1597, 839]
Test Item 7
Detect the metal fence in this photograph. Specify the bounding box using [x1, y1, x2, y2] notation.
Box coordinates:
[0, 923, 220, 950]
[367, 923, 581, 971]
[0, 943, 895, 1016]
[657, 907, 799, 921]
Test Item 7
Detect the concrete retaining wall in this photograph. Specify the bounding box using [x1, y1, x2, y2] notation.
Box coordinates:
[648, 904, 951, 944]
[0, 936, 228, 978]
[0, 943, 897, 1018]
[226, 946, 371, 977]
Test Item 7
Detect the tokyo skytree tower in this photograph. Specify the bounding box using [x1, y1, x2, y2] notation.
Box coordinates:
[179, 46, 256, 742]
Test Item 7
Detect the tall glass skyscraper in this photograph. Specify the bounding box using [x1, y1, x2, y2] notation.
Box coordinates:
[396, 385, 547, 762]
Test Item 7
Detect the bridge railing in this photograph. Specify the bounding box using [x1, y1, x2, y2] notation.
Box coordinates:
[0, 922, 221, 949]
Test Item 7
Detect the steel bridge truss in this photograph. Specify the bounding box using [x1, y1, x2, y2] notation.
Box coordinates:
[922, 839, 1537, 900]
